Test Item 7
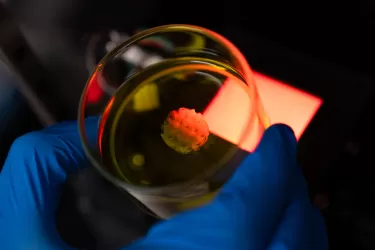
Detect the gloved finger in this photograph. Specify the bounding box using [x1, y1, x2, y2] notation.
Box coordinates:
[309, 207, 328, 250]
[0, 117, 99, 216]
[267, 197, 312, 250]
[214, 124, 297, 248]
[266, 166, 312, 250]
[41, 116, 99, 151]
[267, 198, 328, 250]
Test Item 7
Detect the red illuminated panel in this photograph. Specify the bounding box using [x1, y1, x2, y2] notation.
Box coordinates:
[202, 72, 323, 152]
[254, 72, 322, 140]
[203, 78, 252, 146]
[87, 75, 104, 104]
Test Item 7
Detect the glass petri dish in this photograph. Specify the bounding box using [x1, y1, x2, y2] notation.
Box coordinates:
[78, 24, 269, 218]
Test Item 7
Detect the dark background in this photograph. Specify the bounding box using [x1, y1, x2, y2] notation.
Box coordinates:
[1, 0, 375, 249]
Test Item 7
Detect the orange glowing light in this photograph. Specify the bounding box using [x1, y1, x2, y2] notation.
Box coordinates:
[202, 73, 323, 152]
[254, 72, 322, 140]
[202, 78, 251, 147]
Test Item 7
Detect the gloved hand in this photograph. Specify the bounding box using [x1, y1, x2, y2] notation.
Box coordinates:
[124, 124, 328, 250]
[0, 117, 99, 250]
[0, 119, 328, 250]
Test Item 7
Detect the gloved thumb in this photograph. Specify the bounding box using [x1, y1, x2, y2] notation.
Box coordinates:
[214, 124, 298, 249]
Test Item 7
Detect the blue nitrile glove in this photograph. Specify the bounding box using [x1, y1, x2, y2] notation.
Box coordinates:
[0, 117, 99, 250]
[0, 119, 328, 250]
[124, 124, 328, 250]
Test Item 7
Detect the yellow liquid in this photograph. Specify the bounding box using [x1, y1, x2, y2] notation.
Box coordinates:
[98, 57, 251, 197]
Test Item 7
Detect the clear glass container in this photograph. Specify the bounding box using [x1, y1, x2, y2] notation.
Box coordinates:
[78, 25, 269, 218]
